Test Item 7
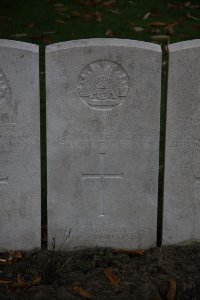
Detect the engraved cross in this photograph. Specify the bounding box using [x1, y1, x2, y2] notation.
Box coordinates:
[0, 177, 8, 185]
[81, 153, 123, 217]
[195, 174, 200, 185]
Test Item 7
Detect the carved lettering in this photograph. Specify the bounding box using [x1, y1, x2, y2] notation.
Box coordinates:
[0, 69, 17, 126]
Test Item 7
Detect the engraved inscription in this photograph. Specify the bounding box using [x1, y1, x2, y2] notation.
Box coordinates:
[78, 60, 129, 110]
[58, 134, 155, 151]
[0, 70, 7, 104]
[0, 134, 35, 154]
[81, 153, 123, 217]
[0, 69, 17, 126]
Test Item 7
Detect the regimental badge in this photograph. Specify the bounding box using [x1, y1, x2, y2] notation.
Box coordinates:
[78, 60, 129, 110]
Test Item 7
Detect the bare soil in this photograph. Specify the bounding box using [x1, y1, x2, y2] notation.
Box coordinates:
[0, 244, 200, 299]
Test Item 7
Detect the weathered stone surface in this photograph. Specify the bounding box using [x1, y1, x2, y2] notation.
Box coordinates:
[0, 40, 40, 250]
[46, 39, 161, 250]
[163, 40, 200, 245]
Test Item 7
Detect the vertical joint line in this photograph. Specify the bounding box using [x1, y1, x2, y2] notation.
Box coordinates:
[157, 43, 169, 247]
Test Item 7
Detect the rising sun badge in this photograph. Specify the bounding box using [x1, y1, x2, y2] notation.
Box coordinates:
[78, 60, 129, 110]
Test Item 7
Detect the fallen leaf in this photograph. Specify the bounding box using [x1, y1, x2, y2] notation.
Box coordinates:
[0, 280, 13, 285]
[189, 4, 200, 9]
[0, 251, 23, 265]
[168, 2, 182, 9]
[184, 1, 191, 7]
[164, 17, 185, 31]
[79, 0, 101, 5]
[27, 22, 34, 29]
[13, 251, 23, 260]
[31, 276, 42, 286]
[105, 29, 115, 37]
[11, 33, 28, 38]
[164, 23, 176, 31]
[143, 12, 151, 20]
[150, 28, 160, 33]
[82, 11, 103, 22]
[133, 27, 144, 32]
[54, 6, 68, 12]
[30, 35, 41, 40]
[56, 19, 66, 24]
[152, 35, 170, 41]
[109, 9, 121, 14]
[128, 21, 135, 27]
[95, 11, 102, 22]
[148, 21, 167, 26]
[102, 0, 116, 7]
[83, 13, 93, 22]
[186, 12, 200, 21]
[43, 31, 56, 34]
[192, 24, 200, 30]
[70, 11, 81, 17]
[0, 16, 10, 20]
[42, 37, 51, 45]
[151, 13, 162, 17]
[113, 249, 145, 255]
[8, 252, 13, 261]
[73, 286, 92, 299]
[53, 3, 65, 7]
[167, 279, 176, 300]
[12, 273, 28, 289]
[0, 258, 10, 265]
[104, 268, 120, 287]
[0, 258, 7, 263]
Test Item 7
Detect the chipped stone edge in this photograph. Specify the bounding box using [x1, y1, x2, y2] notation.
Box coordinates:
[168, 39, 200, 52]
[46, 38, 161, 53]
[0, 39, 38, 53]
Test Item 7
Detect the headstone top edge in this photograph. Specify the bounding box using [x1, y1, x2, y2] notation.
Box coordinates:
[0, 39, 39, 53]
[46, 38, 161, 53]
[168, 39, 200, 52]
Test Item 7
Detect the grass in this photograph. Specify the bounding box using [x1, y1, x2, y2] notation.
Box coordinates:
[0, 0, 199, 245]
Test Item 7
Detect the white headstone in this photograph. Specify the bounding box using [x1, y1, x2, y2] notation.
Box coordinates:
[163, 40, 200, 245]
[46, 39, 161, 250]
[0, 40, 40, 250]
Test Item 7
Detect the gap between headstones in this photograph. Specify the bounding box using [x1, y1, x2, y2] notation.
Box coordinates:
[40, 46, 47, 249]
[157, 43, 169, 247]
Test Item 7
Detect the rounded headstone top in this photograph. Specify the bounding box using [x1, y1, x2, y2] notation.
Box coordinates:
[0, 39, 38, 52]
[46, 38, 161, 53]
[168, 39, 200, 52]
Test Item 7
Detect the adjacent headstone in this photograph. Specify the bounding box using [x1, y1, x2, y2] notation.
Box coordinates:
[0, 40, 40, 250]
[163, 40, 200, 245]
[46, 39, 161, 250]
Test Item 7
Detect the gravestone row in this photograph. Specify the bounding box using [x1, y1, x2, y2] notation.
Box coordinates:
[0, 38, 199, 250]
[0, 40, 40, 250]
[163, 40, 200, 245]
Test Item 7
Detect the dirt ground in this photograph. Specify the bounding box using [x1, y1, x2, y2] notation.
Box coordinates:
[0, 244, 200, 300]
